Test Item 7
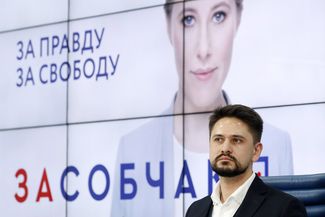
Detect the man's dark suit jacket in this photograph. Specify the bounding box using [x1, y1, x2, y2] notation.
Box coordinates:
[185, 175, 307, 217]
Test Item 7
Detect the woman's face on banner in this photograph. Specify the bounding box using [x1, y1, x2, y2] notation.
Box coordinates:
[167, 0, 240, 110]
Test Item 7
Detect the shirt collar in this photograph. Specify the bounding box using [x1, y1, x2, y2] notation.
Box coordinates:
[211, 173, 256, 206]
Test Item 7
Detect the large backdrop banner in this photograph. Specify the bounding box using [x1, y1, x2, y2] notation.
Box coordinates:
[0, 0, 325, 216]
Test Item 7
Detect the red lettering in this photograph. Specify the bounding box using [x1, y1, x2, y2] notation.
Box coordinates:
[15, 169, 29, 203]
[36, 168, 53, 202]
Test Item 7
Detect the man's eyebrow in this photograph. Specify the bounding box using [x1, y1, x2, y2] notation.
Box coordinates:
[232, 135, 246, 139]
[211, 134, 224, 138]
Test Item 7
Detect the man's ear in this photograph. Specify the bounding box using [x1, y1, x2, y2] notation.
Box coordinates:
[252, 142, 263, 162]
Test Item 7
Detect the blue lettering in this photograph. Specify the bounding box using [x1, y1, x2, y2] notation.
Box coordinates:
[120, 163, 137, 200]
[16, 41, 24, 60]
[146, 162, 164, 199]
[25, 67, 35, 86]
[60, 166, 80, 201]
[175, 160, 196, 198]
[88, 164, 110, 201]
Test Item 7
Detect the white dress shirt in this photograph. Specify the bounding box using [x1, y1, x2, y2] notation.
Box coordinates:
[210, 173, 256, 217]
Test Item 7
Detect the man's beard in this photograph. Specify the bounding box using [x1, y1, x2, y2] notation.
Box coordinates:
[211, 153, 248, 177]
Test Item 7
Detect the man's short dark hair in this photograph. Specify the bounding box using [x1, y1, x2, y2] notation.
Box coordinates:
[209, 104, 263, 144]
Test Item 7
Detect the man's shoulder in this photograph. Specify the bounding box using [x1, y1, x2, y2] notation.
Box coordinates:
[190, 195, 212, 207]
[238, 176, 307, 216]
[186, 196, 212, 217]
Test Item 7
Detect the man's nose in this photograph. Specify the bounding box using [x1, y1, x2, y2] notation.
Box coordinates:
[221, 139, 232, 154]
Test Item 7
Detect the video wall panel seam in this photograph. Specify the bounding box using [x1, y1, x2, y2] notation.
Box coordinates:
[0, 102, 324, 132]
[0, 3, 168, 35]
[65, 0, 72, 216]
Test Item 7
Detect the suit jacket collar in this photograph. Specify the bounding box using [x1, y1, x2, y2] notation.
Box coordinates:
[233, 175, 268, 217]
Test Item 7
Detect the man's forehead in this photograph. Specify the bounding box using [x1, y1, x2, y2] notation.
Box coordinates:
[211, 117, 257, 144]
[212, 117, 249, 134]
[215, 117, 245, 127]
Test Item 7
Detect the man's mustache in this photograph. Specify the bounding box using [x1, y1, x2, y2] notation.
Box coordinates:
[215, 153, 237, 162]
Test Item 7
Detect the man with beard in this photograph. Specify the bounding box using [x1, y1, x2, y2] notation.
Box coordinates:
[185, 104, 307, 217]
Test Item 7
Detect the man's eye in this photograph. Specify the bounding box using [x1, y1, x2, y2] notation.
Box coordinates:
[232, 138, 242, 144]
[215, 137, 223, 143]
[212, 11, 226, 24]
[182, 15, 195, 27]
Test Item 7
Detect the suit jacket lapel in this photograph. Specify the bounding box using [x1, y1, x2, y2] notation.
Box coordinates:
[233, 176, 268, 217]
[199, 197, 213, 217]
[187, 196, 213, 217]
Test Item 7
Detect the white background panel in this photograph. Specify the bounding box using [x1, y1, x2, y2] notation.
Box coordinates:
[67, 118, 149, 217]
[0, 0, 68, 32]
[256, 103, 325, 175]
[68, 6, 177, 122]
[0, 126, 67, 217]
[0, 24, 68, 129]
[70, 0, 168, 20]
[224, 0, 325, 107]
